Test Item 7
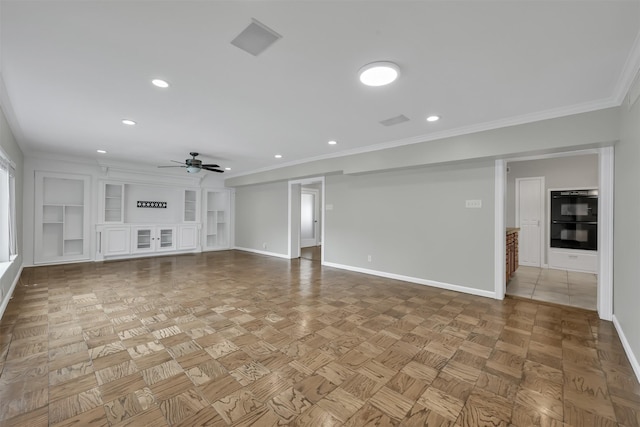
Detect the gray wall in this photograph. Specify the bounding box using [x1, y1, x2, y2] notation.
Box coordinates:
[614, 89, 640, 374]
[325, 161, 495, 292]
[0, 106, 24, 311]
[234, 181, 289, 255]
[506, 154, 599, 264]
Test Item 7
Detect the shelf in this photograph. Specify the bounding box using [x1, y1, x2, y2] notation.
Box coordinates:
[43, 205, 64, 223]
[36, 172, 91, 264]
[43, 176, 85, 205]
[104, 183, 123, 223]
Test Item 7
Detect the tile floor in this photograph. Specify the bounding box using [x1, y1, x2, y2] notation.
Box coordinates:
[0, 251, 637, 426]
[506, 266, 597, 310]
[300, 246, 321, 262]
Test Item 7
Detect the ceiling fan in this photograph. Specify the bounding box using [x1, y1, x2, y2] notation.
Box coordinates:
[158, 152, 224, 174]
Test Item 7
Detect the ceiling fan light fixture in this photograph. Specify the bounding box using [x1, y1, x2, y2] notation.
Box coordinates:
[358, 61, 400, 87]
[186, 166, 201, 174]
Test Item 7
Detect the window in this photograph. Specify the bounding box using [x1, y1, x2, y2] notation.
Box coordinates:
[0, 149, 16, 262]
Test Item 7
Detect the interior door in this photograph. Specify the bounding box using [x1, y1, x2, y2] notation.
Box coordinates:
[516, 177, 544, 267]
[300, 189, 319, 248]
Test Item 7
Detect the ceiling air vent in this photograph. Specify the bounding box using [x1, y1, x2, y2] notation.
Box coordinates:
[231, 19, 282, 56]
[379, 114, 410, 127]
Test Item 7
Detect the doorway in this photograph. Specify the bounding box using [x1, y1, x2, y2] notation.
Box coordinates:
[288, 177, 325, 262]
[495, 147, 613, 320]
[301, 187, 320, 248]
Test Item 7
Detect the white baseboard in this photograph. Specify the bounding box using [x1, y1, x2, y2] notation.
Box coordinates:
[612, 315, 640, 384]
[233, 247, 291, 260]
[322, 261, 496, 299]
[0, 263, 23, 320]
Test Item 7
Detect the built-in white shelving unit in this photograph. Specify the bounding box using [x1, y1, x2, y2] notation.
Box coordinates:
[96, 181, 204, 260]
[184, 189, 198, 222]
[104, 183, 124, 223]
[35, 172, 91, 264]
[204, 190, 230, 250]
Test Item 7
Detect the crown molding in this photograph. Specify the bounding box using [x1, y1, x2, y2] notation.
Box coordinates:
[613, 28, 640, 104]
[229, 97, 619, 181]
[0, 73, 26, 149]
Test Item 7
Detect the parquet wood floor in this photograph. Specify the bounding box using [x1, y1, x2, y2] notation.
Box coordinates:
[0, 251, 639, 426]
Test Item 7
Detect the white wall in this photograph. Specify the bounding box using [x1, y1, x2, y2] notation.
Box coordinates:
[614, 83, 640, 379]
[234, 181, 289, 256]
[0, 106, 24, 316]
[506, 154, 599, 264]
[325, 161, 496, 294]
[124, 184, 183, 223]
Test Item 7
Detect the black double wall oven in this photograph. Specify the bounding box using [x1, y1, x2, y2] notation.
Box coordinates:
[550, 189, 598, 251]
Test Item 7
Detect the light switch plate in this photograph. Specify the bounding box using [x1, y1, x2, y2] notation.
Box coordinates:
[465, 200, 482, 208]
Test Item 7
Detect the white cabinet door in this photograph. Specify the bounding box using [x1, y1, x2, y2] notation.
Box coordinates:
[132, 227, 155, 253]
[103, 227, 131, 256]
[156, 227, 177, 252]
[179, 225, 198, 250]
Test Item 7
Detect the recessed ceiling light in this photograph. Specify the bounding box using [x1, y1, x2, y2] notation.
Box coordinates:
[274, 154, 283, 159]
[328, 140, 337, 145]
[225, 167, 231, 171]
[358, 61, 400, 87]
[96, 149, 107, 154]
[426, 115, 440, 122]
[152, 79, 169, 88]
[122, 119, 136, 126]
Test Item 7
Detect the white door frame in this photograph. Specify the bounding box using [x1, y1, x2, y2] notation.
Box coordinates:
[515, 176, 545, 268]
[495, 147, 613, 321]
[288, 177, 325, 261]
[300, 187, 320, 248]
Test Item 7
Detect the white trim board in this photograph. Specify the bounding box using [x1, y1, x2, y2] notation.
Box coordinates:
[323, 261, 496, 300]
[0, 263, 23, 320]
[233, 247, 290, 260]
[494, 160, 506, 299]
[613, 315, 640, 384]
[515, 176, 545, 268]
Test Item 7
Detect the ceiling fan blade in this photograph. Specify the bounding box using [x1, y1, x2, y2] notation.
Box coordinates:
[201, 163, 220, 168]
[202, 166, 224, 173]
[170, 160, 184, 164]
[157, 165, 186, 168]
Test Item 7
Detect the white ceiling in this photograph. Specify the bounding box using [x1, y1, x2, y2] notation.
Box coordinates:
[1, 1, 639, 177]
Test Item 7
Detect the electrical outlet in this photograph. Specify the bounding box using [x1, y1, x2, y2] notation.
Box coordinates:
[465, 200, 482, 208]
[367, 255, 372, 262]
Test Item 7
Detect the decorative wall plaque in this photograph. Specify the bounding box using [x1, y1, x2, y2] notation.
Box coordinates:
[137, 201, 167, 208]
